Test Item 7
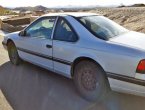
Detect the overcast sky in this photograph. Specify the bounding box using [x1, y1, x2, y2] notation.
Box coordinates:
[1, 0, 145, 7]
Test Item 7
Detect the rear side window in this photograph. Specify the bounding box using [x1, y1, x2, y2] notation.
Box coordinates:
[78, 16, 128, 40]
[53, 18, 78, 42]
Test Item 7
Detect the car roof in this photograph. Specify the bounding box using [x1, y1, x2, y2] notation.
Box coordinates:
[42, 12, 98, 17]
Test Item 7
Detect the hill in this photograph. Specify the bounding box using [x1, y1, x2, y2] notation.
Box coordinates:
[14, 5, 48, 11]
[0, 6, 14, 15]
[130, 4, 145, 7]
[118, 3, 145, 8]
[0, 6, 8, 15]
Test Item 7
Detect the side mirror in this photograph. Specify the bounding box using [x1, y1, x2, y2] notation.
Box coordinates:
[19, 30, 27, 36]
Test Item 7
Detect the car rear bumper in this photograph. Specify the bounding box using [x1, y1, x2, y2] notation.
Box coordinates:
[135, 73, 145, 81]
[109, 77, 145, 97]
[107, 72, 145, 97]
[2, 41, 7, 50]
[107, 72, 145, 86]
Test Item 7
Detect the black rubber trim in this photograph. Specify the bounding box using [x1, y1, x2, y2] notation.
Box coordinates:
[107, 72, 145, 86]
[17, 47, 72, 65]
[17, 47, 52, 60]
[53, 57, 72, 65]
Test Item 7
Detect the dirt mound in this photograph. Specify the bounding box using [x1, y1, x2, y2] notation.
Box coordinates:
[0, 16, 37, 32]
[89, 7, 145, 33]
[2, 17, 30, 26]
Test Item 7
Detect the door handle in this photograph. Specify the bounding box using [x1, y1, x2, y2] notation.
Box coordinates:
[46, 44, 52, 48]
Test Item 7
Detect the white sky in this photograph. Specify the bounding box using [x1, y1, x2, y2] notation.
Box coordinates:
[1, 0, 145, 7]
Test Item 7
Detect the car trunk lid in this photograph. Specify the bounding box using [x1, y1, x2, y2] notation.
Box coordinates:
[109, 31, 145, 50]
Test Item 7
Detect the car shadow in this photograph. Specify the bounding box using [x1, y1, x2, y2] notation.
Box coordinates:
[0, 61, 144, 110]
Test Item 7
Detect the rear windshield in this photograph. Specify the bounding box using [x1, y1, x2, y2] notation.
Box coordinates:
[77, 15, 128, 40]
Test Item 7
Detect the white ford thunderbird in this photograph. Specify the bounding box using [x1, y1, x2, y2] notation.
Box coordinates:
[2, 12, 145, 101]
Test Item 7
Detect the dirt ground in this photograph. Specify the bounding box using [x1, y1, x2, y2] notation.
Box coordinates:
[0, 90, 13, 110]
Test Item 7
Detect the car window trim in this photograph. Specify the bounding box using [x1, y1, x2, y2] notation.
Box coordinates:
[72, 16, 107, 40]
[24, 16, 57, 39]
[53, 16, 79, 43]
[50, 16, 59, 40]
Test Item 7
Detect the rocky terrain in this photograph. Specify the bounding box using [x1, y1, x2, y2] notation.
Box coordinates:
[12, 6, 145, 33]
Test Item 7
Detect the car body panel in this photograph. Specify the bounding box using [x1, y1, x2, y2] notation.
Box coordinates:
[17, 37, 53, 70]
[109, 78, 145, 97]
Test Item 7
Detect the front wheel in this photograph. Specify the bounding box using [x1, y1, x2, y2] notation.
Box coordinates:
[73, 60, 109, 101]
[7, 41, 22, 65]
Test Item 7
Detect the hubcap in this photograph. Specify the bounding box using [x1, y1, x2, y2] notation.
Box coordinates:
[81, 69, 98, 91]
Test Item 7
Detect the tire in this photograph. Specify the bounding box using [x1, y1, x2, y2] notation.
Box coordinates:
[7, 41, 22, 65]
[74, 60, 109, 102]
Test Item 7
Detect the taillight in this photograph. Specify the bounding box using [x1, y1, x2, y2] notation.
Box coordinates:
[136, 60, 145, 73]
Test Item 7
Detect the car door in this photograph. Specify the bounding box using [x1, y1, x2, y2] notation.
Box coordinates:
[16, 17, 56, 70]
[53, 17, 78, 77]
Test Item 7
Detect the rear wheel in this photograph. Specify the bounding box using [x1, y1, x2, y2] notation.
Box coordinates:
[73, 60, 109, 101]
[7, 41, 22, 65]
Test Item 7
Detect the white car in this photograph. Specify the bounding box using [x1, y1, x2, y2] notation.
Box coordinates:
[2, 12, 145, 101]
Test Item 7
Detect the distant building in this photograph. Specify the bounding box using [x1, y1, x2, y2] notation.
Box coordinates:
[32, 10, 45, 16]
[25, 11, 32, 14]
[12, 10, 20, 14]
[19, 10, 26, 16]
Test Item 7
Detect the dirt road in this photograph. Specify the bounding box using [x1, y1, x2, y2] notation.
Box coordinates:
[0, 35, 145, 110]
